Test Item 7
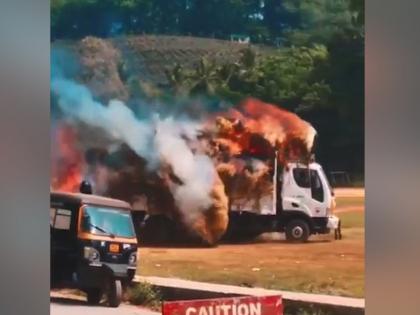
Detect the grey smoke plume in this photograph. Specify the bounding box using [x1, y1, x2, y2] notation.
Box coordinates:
[51, 74, 216, 222]
[154, 118, 216, 223]
[52, 78, 154, 159]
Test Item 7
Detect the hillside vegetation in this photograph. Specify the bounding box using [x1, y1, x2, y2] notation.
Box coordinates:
[51, 0, 364, 178]
[53, 35, 273, 93]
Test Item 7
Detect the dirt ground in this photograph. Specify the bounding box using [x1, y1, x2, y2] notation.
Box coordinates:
[137, 189, 365, 298]
[334, 188, 365, 198]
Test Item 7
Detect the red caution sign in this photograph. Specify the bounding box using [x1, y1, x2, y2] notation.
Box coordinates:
[162, 295, 283, 315]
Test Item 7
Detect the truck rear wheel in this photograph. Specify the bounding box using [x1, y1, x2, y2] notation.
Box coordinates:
[107, 279, 122, 308]
[285, 219, 310, 243]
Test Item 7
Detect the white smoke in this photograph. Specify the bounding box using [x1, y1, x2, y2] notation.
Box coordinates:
[154, 118, 216, 223]
[51, 75, 216, 219]
[52, 78, 155, 160]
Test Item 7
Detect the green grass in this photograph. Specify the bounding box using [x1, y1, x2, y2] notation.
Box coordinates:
[138, 214, 365, 299]
[334, 196, 364, 229]
[138, 190, 365, 299]
[337, 211, 364, 229]
[126, 282, 162, 310]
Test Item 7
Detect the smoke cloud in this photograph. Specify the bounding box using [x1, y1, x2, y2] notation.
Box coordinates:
[51, 78, 155, 162]
[51, 62, 228, 243]
[154, 118, 216, 222]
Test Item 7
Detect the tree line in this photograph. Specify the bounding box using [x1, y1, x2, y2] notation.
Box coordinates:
[52, 0, 364, 180]
[52, 0, 363, 44]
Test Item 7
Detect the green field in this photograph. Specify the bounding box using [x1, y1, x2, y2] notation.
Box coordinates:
[337, 211, 364, 229]
[138, 205, 365, 298]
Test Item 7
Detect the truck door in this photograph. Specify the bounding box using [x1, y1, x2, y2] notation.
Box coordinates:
[281, 165, 312, 215]
[309, 169, 326, 216]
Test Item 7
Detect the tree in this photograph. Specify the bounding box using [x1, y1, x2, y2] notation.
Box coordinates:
[263, 0, 300, 40]
[213, 46, 331, 112]
[165, 57, 225, 96]
[52, 0, 118, 39]
[51, 0, 160, 39]
[256, 45, 330, 111]
[165, 45, 331, 112]
[281, 0, 356, 46]
[164, 63, 191, 96]
[349, 0, 364, 27]
[181, 0, 251, 38]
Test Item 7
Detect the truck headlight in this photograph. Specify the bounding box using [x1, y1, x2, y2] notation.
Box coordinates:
[128, 252, 137, 265]
[84, 246, 100, 262]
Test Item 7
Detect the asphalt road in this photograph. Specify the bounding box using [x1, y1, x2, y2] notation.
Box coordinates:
[50, 295, 160, 315]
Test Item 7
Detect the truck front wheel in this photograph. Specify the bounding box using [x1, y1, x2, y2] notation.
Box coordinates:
[285, 219, 310, 243]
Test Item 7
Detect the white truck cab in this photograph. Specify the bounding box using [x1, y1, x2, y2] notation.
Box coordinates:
[282, 162, 333, 218]
[278, 161, 340, 241]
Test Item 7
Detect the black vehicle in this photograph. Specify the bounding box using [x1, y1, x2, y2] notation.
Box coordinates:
[50, 190, 138, 307]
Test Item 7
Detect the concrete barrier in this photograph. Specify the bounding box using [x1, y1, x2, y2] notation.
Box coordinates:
[134, 276, 364, 315]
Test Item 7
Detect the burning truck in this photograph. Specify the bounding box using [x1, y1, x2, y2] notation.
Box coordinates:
[128, 99, 340, 245]
[51, 74, 340, 245]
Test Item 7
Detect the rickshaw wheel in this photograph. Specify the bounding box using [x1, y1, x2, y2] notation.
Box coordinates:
[107, 279, 122, 307]
[86, 288, 102, 305]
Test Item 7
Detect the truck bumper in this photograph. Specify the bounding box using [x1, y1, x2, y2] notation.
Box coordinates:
[327, 215, 340, 229]
[311, 215, 341, 236]
[328, 215, 342, 240]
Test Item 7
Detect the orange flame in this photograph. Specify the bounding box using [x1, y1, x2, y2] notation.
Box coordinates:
[208, 98, 316, 164]
[51, 123, 83, 192]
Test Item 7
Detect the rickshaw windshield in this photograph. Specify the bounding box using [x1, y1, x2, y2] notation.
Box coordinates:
[81, 206, 135, 238]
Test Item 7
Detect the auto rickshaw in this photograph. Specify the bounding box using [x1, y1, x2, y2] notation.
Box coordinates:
[50, 186, 138, 307]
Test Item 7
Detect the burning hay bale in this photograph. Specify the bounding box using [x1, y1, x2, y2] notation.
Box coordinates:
[189, 174, 229, 245]
[216, 159, 272, 213]
[208, 98, 316, 162]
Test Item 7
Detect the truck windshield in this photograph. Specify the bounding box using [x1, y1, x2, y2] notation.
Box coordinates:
[81, 206, 136, 238]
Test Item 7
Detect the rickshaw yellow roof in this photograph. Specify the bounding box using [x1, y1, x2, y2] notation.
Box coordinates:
[51, 191, 132, 210]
